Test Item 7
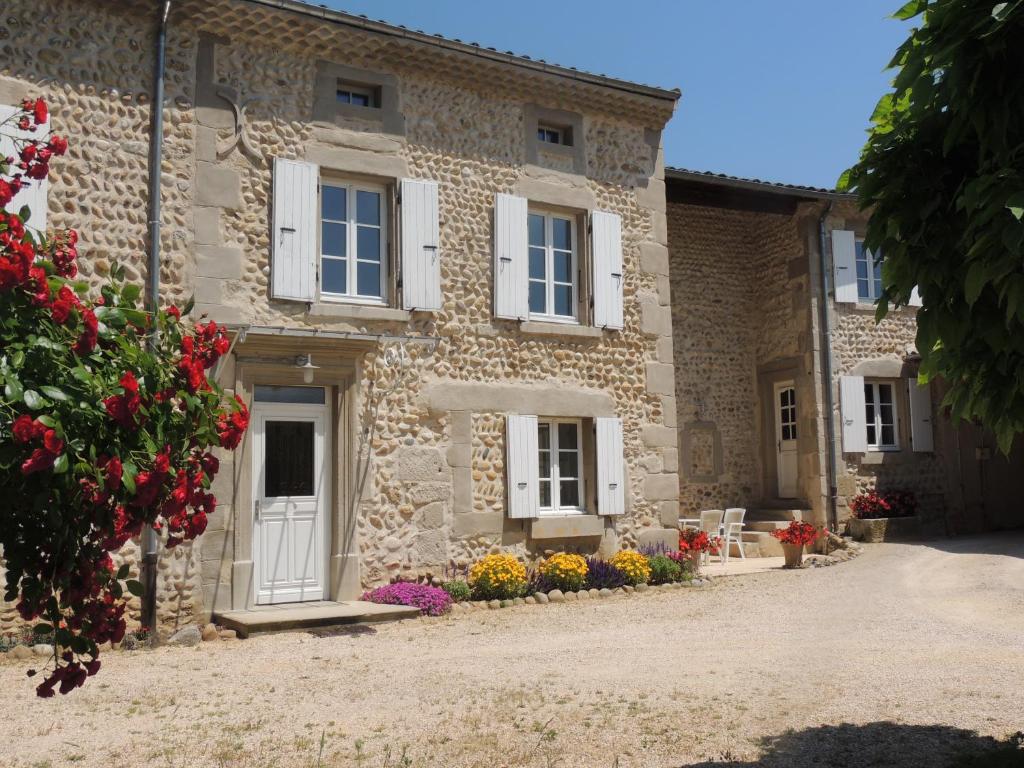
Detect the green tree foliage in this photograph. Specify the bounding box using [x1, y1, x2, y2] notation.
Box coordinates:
[839, 0, 1024, 452]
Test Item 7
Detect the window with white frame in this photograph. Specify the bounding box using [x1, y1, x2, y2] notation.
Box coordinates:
[537, 124, 571, 146]
[336, 82, 379, 108]
[528, 211, 577, 321]
[864, 381, 899, 450]
[320, 181, 387, 303]
[537, 419, 583, 514]
[855, 239, 883, 302]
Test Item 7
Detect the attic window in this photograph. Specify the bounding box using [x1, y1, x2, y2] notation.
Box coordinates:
[538, 123, 572, 146]
[336, 82, 379, 108]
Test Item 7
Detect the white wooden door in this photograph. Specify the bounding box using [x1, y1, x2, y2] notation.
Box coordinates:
[774, 382, 798, 499]
[253, 397, 329, 605]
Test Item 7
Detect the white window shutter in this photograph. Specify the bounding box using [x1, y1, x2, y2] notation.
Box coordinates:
[907, 379, 934, 452]
[595, 417, 626, 516]
[832, 229, 858, 304]
[0, 103, 48, 235]
[400, 178, 441, 311]
[271, 157, 318, 302]
[505, 414, 539, 519]
[592, 210, 624, 330]
[493, 192, 529, 320]
[909, 286, 923, 307]
[839, 375, 867, 453]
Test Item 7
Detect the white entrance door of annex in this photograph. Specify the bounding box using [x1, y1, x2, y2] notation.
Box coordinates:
[252, 385, 330, 605]
[774, 381, 798, 499]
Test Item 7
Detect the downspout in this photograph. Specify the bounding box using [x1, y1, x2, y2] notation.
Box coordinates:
[141, 0, 172, 637]
[817, 201, 839, 535]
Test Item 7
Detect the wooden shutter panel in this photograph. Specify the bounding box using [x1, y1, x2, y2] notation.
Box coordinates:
[0, 103, 48, 235]
[907, 379, 934, 452]
[832, 229, 858, 304]
[839, 375, 868, 453]
[592, 210, 624, 330]
[400, 178, 441, 311]
[595, 417, 626, 516]
[505, 414, 539, 519]
[493, 192, 528, 320]
[271, 157, 318, 302]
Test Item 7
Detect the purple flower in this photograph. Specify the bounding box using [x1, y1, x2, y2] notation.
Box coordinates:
[361, 582, 452, 616]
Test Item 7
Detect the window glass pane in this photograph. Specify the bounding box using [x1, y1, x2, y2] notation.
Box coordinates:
[264, 421, 314, 497]
[528, 214, 545, 248]
[553, 251, 572, 283]
[538, 423, 550, 450]
[529, 281, 546, 314]
[356, 190, 380, 226]
[322, 257, 346, 294]
[322, 186, 346, 221]
[351, 92, 370, 107]
[881, 425, 895, 446]
[357, 261, 381, 297]
[552, 219, 571, 251]
[322, 222, 346, 257]
[557, 423, 578, 449]
[867, 424, 877, 445]
[864, 384, 875, 404]
[357, 226, 381, 261]
[558, 450, 579, 479]
[554, 284, 573, 317]
[878, 385, 893, 405]
[538, 450, 551, 480]
[337, 91, 351, 104]
[856, 257, 869, 281]
[254, 385, 326, 404]
[537, 128, 547, 142]
[559, 480, 580, 508]
[858, 279, 871, 301]
[539, 479, 551, 508]
[529, 247, 546, 280]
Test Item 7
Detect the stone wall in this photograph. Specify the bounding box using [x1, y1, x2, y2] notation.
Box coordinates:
[1, 0, 679, 625]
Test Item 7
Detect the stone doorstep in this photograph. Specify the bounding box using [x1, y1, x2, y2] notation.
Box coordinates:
[213, 601, 419, 638]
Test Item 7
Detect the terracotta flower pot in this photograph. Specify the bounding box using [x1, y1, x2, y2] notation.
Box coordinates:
[781, 542, 804, 568]
[688, 550, 702, 569]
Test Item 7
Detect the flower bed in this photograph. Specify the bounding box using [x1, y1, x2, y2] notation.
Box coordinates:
[361, 583, 453, 616]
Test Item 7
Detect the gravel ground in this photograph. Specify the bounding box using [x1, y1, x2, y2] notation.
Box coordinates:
[2, 534, 1022, 768]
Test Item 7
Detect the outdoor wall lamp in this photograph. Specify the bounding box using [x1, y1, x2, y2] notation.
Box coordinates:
[295, 354, 319, 384]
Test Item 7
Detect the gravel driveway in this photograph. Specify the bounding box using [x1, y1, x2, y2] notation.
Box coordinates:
[2, 534, 1022, 768]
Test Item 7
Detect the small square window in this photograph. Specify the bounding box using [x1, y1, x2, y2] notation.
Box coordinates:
[538, 123, 572, 146]
[336, 81, 379, 109]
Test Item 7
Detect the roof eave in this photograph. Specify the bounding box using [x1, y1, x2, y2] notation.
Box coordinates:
[665, 168, 854, 202]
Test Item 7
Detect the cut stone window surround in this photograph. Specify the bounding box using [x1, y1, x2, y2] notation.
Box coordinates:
[528, 208, 578, 323]
[538, 418, 585, 515]
[313, 61, 405, 136]
[319, 177, 389, 304]
[524, 104, 585, 174]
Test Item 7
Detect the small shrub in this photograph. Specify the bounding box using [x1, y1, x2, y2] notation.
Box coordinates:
[539, 553, 588, 592]
[584, 557, 626, 590]
[771, 521, 822, 546]
[440, 580, 470, 603]
[667, 550, 696, 580]
[361, 582, 452, 616]
[851, 490, 918, 519]
[647, 554, 683, 585]
[608, 550, 651, 586]
[468, 554, 527, 600]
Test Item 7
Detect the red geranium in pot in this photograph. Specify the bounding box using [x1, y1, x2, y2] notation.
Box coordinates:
[770, 521, 824, 568]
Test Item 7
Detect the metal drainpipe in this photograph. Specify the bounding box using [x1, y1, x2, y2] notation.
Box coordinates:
[141, 0, 172, 636]
[817, 200, 839, 534]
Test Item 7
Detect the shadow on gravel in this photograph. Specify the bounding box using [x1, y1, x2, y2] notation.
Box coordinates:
[913, 532, 1024, 560]
[678, 722, 1024, 768]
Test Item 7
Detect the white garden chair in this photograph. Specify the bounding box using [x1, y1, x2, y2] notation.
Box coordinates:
[698, 509, 724, 565]
[720, 507, 746, 564]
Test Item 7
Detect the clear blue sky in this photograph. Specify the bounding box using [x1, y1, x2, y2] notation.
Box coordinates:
[322, 1, 912, 189]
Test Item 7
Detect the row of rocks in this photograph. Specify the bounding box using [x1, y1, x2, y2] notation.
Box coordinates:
[166, 623, 238, 647]
[447, 578, 713, 612]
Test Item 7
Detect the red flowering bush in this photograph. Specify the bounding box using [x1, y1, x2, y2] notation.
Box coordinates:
[1, 99, 249, 697]
[678, 528, 720, 554]
[770, 521, 823, 546]
[850, 490, 918, 520]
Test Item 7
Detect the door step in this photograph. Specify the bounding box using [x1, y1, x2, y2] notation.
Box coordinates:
[214, 600, 419, 638]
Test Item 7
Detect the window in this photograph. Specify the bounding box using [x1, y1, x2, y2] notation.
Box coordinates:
[856, 239, 883, 302]
[537, 124, 571, 146]
[538, 420, 583, 514]
[336, 82, 378, 108]
[778, 387, 796, 441]
[864, 382, 899, 450]
[320, 181, 387, 303]
[527, 211, 577, 321]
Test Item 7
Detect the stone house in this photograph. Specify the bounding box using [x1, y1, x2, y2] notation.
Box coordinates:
[665, 168, 1024, 547]
[0, 0, 680, 628]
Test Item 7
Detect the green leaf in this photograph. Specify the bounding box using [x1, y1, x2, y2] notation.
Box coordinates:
[182, 295, 195, 317]
[1007, 192, 1024, 221]
[121, 283, 142, 305]
[11, 350, 24, 368]
[33, 623, 53, 636]
[52, 454, 69, 474]
[4, 379, 24, 402]
[95, 306, 126, 328]
[117, 563, 131, 580]
[34, 414, 56, 428]
[964, 262, 989, 306]
[22, 389, 48, 410]
[18, 204, 31, 223]
[125, 580, 144, 597]
[39, 385, 68, 402]
[892, 0, 925, 20]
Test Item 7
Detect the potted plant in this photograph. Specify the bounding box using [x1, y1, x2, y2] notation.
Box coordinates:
[678, 529, 720, 568]
[770, 521, 823, 568]
[848, 490, 920, 542]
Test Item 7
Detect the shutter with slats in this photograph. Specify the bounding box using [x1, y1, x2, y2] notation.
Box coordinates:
[907, 379, 934, 452]
[591, 210, 624, 330]
[839, 375, 867, 453]
[493, 192, 528, 320]
[595, 416, 626, 516]
[271, 157, 318, 302]
[832, 229, 858, 304]
[505, 414, 539, 519]
[400, 178, 441, 311]
[0, 103, 48, 234]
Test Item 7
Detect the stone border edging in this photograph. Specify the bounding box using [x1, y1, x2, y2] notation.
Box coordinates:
[447, 577, 715, 613]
